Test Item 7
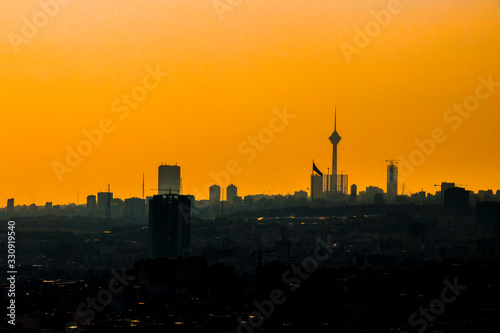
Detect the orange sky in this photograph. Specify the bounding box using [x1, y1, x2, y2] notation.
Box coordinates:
[1, 0, 499, 205]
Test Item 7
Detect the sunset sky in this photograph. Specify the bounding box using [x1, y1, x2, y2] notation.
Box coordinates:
[1, 0, 499, 205]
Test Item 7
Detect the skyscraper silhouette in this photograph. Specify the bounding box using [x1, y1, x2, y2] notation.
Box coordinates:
[444, 187, 470, 215]
[387, 161, 398, 202]
[6, 198, 14, 216]
[86, 195, 97, 216]
[158, 164, 181, 194]
[349, 184, 357, 204]
[227, 184, 238, 204]
[209, 184, 221, 204]
[97, 190, 113, 218]
[149, 194, 191, 259]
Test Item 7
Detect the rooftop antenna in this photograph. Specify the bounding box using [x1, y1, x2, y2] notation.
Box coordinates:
[142, 172, 145, 199]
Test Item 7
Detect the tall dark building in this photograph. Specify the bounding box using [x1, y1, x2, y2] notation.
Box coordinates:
[227, 184, 237, 204]
[158, 164, 181, 194]
[444, 187, 470, 215]
[124, 197, 146, 218]
[87, 195, 97, 216]
[349, 184, 357, 204]
[386, 161, 398, 202]
[335, 173, 349, 194]
[149, 194, 191, 259]
[6, 198, 14, 216]
[97, 191, 113, 217]
[209, 184, 221, 204]
[439, 182, 455, 205]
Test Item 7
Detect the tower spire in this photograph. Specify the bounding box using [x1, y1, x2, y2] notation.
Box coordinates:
[335, 106, 337, 131]
[329, 106, 342, 194]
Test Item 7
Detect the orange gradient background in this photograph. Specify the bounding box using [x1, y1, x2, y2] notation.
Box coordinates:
[1, 0, 499, 205]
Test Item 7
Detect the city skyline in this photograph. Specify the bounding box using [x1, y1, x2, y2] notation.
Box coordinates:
[1, 1, 499, 205]
[4, 146, 500, 207]
[4, 115, 500, 206]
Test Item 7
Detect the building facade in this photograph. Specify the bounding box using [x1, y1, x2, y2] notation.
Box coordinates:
[149, 194, 191, 259]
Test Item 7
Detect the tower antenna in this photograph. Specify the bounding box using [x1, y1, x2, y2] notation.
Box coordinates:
[335, 106, 337, 131]
[142, 172, 145, 199]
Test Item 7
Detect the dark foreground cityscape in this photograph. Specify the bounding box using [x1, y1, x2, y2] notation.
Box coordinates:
[2, 117, 500, 332]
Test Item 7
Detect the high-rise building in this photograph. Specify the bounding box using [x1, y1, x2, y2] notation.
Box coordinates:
[111, 198, 124, 218]
[227, 184, 238, 204]
[387, 161, 398, 202]
[444, 187, 470, 215]
[209, 184, 221, 204]
[364, 186, 384, 204]
[124, 197, 146, 218]
[87, 195, 97, 216]
[97, 191, 113, 217]
[336, 173, 349, 194]
[351, 184, 357, 196]
[6, 198, 14, 216]
[149, 194, 190, 259]
[349, 184, 357, 204]
[311, 174, 323, 201]
[158, 164, 181, 195]
[328, 108, 342, 193]
[439, 182, 455, 205]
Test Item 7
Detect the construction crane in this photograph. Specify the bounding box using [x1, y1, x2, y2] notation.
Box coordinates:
[251, 247, 277, 267]
[433, 184, 468, 187]
[434, 183, 468, 205]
